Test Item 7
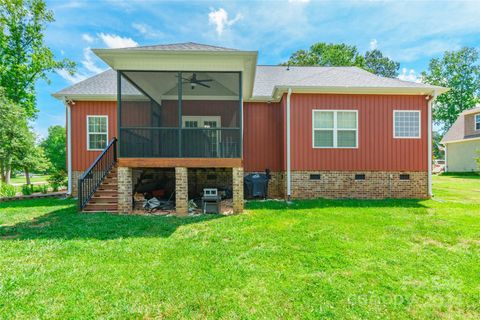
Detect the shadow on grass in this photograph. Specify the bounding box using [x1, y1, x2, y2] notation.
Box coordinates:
[246, 197, 427, 210]
[0, 203, 224, 240]
[0, 197, 72, 209]
[438, 172, 480, 180]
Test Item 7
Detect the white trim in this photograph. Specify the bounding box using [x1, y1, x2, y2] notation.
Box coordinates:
[312, 110, 359, 149]
[442, 136, 480, 144]
[64, 99, 72, 196]
[393, 110, 421, 139]
[475, 114, 480, 131]
[444, 143, 448, 173]
[427, 101, 433, 197]
[86, 115, 109, 151]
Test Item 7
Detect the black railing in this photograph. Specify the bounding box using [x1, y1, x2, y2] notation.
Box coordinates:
[78, 138, 117, 210]
[120, 128, 240, 158]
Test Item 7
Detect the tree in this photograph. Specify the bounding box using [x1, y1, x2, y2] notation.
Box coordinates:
[282, 42, 400, 78]
[422, 47, 480, 132]
[0, 0, 75, 118]
[13, 133, 50, 184]
[0, 87, 30, 184]
[40, 125, 66, 173]
[364, 49, 400, 78]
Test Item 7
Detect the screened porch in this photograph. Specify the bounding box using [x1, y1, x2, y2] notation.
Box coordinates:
[118, 71, 242, 158]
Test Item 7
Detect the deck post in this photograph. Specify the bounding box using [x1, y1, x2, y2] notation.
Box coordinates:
[232, 167, 244, 214]
[175, 167, 188, 216]
[118, 167, 132, 213]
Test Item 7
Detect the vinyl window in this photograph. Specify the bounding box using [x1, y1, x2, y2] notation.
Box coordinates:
[475, 114, 480, 131]
[87, 116, 108, 151]
[313, 110, 358, 148]
[394, 110, 421, 138]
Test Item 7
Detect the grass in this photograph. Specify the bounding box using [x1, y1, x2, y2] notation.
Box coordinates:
[0, 174, 479, 319]
[9, 175, 50, 185]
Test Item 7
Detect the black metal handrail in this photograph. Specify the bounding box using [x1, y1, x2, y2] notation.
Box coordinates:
[78, 138, 117, 210]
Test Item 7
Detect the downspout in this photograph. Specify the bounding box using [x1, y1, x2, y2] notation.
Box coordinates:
[286, 88, 292, 201]
[64, 97, 73, 196]
[427, 92, 437, 197]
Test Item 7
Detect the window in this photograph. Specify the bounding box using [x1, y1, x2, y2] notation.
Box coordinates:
[309, 174, 321, 180]
[355, 174, 366, 180]
[394, 110, 420, 138]
[475, 114, 480, 131]
[313, 110, 358, 148]
[399, 174, 410, 180]
[87, 116, 108, 151]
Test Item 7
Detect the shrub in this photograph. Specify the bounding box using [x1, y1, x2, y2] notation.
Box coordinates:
[0, 183, 17, 198]
[21, 184, 34, 195]
[39, 184, 49, 194]
[48, 171, 67, 192]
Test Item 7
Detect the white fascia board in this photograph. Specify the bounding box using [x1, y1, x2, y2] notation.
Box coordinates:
[441, 136, 480, 145]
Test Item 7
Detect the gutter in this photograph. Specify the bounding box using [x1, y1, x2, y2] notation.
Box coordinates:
[286, 88, 292, 200]
[64, 98, 73, 196]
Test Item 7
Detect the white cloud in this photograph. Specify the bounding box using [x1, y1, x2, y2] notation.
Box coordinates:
[208, 8, 242, 36]
[82, 33, 95, 43]
[57, 69, 88, 84]
[98, 33, 138, 48]
[132, 23, 148, 34]
[398, 68, 420, 83]
[370, 39, 378, 50]
[81, 47, 106, 74]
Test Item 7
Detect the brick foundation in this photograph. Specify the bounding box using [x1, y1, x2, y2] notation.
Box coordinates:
[290, 171, 428, 199]
[118, 167, 133, 212]
[244, 171, 285, 199]
[175, 167, 188, 216]
[232, 167, 244, 213]
[71, 171, 83, 197]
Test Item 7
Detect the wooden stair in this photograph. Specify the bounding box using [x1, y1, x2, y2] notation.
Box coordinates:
[83, 166, 118, 212]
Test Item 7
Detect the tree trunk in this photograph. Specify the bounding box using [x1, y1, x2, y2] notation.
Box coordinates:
[0, 160, 5, 183]
[24, 167, 30, 185]
[4, 157, 12, 185]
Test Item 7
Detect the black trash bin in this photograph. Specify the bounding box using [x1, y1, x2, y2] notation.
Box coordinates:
[244, 173, 269, 199]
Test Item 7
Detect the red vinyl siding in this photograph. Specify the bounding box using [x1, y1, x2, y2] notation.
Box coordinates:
[243, 102, 283, 171]
[70, 101, 117, 171]
[288, 94, 428, 171]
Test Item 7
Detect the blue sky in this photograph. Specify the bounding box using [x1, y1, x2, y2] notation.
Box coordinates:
[35, 0, 480, 138]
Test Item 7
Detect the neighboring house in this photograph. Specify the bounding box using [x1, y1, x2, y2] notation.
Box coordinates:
[441, 106, 480, 172]
[53, 42, 448, 214]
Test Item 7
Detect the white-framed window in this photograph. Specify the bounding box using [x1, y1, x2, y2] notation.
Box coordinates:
[312, 110, 358, 148]
[393, 110, 421, 139]
[475, 114, 480, 131]
[87, 115, 108, 151]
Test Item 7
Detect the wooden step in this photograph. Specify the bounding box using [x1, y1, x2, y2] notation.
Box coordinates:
[83, 203, 118, 212]
[94, 190, 117, 196]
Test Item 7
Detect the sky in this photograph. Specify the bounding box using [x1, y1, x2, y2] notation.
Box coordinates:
[34, 0, 480, 139]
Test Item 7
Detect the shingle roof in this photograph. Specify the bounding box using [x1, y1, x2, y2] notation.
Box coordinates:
[253, 66, 440, 97]
[442, 105, 480, 143]
[119, 42, 239, 52]
[53, 65, 444, 99]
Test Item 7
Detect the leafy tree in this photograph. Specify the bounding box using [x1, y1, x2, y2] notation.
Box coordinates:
[364, 49, 400, 78]
[422, 47, 480, 132]
[283, 42, 399, 77]
[14, 142, 50, 185]
[432, 131, 445, 160]
[0, 0, 75, 118]
[40, 125, 66, 173]
[0, 87, 30, 184]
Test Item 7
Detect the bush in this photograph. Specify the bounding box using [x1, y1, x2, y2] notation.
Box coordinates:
[0, 183, 17, 198]
[39, 184, 49, 194]
[48, 171, 67, 192]
[21, 184, 34, 195]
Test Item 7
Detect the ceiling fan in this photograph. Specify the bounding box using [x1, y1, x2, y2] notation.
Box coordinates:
[182, 73, 213, 89]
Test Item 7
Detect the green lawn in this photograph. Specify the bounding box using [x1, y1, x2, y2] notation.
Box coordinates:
[0, 174, 479, 319]
[9, 175, 50, 185]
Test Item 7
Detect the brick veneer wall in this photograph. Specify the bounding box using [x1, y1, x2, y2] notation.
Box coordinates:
[290, 171, 428, 199]
[175, 167, 188, 215]
[232, 167, 244, 213]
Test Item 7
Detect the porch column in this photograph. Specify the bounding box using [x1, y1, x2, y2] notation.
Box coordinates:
[232, 167, 244, 214]
[175, 167, 188, 216]
[118, 167, 132, 213]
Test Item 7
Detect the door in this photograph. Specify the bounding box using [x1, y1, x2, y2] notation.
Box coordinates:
[182, 116, 221, 157]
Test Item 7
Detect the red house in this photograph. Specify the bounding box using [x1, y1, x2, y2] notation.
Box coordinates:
[53, 42, 447, 214]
